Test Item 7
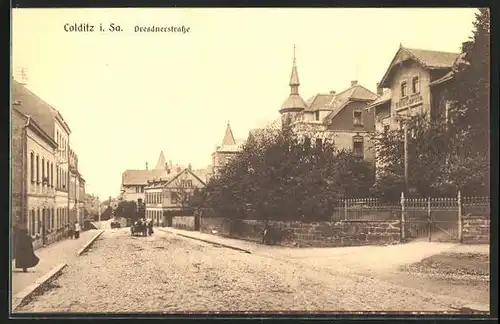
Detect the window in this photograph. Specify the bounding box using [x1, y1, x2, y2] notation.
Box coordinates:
[399, 120, 405, 130]
[30, 152, 35, 182]
[181, 180, 193, 188]
[46, 161, 50, 185]
[37, 209, 41, 234]
[352, 136, 364, 158]
[314, 111, 320, 121]
[383, 125, 390, 134]
[401, 81, 408, 97]
[42, 158, 45, 184]
[56, 166, 59, 189]
[51, 208, 54, 229]
[353, 111, 362, 126]
[136, 186, 140, 193]
[50, 163, 54, 187]
[36, 155, 40, 183]
[412, 76, 420, 94]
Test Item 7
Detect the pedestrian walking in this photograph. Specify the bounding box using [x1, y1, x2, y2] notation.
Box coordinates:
[68, 223, 74, 239]
[14, 227, 40, 272]
[74, 221, 81, 239]
[147, 219, 154, 236]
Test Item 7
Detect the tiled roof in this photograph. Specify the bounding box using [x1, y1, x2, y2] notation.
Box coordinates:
[122, 169, 171, 186]
[280, 94, 308, 111]
[221, 123, 236, 146]
[12, 80, 56, 140]
[379, 46, 459, 88]
[321, 84, 378, 123]
[305, 93, 335, 111]
[155, 151, 167, 170]
[366, 90, 392, 109]
[405, 47, 459, 69]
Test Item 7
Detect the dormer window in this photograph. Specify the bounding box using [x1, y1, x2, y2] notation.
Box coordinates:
[353, 111, 363, 126]
[412, 76, 420, 94]
[314, 111, 320, 121]
[401, 81, 408, 97]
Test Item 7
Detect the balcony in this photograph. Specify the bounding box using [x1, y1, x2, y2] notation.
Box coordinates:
[394, 93, 423, 111]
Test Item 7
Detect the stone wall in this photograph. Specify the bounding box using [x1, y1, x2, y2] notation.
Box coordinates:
[172, 216, 195, 231]
[199, 217, 402, 247]
[462, 215, 490, 244]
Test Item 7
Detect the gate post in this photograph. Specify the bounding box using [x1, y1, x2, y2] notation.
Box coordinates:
[400, 192, 406, 242]
[427, 197, 432, 242]
[457, 191, 462, 243]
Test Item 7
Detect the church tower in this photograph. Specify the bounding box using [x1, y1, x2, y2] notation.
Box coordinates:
[279, 45, 307, 127]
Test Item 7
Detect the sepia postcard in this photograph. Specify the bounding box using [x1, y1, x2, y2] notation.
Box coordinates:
[10, 7, 492, 318]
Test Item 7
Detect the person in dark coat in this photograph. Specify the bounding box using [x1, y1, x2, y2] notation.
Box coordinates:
[147, 219, 154, 236]
[15, 228, 39, 272]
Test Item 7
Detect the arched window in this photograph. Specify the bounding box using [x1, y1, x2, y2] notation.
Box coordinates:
[30, 152, 35, 182]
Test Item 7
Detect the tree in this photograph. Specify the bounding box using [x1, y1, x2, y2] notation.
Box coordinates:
[114, 201, 139, 221]
[205, 122, 375, 221]
[447, 8, 490, 158]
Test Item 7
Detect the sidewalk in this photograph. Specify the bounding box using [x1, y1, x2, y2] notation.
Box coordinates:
[158, 227, 260, 253]
[11, 229, 101, 296]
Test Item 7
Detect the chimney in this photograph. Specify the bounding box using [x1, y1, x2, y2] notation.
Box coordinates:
[165, 162, 168, 170]
[376, 83, 383, 96]
[329, 90, 336, 95]
[188, 163, 192, 171]
[351, 80, 358, 87]
[169, 160, 173, 168]
[145, 162, 148, 170]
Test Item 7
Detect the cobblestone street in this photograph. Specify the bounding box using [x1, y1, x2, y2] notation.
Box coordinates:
[16, 229, 489, 313]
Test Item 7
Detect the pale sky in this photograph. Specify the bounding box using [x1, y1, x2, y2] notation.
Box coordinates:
[12, 8, 477, 199]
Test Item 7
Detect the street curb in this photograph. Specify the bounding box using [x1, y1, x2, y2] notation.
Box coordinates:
[159, 228, 252, 254]
[12, 263, 67, 311]
[76, 230, 104, 256]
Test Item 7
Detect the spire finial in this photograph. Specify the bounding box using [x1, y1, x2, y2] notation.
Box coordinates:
[293, 44, 296, 64]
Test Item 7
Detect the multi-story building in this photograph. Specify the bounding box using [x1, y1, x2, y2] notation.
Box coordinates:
[69, 147, 82, 225]
[145, 166, 207, 226]
[367, 44, 460, 132]
[12, 80, 79, 248]
[366, 44, 461, 169]
[121, 151, 181, 205]
[78, 175, 86, 223]
[210, 123, 243, 179]
[278, 50, 378, 162]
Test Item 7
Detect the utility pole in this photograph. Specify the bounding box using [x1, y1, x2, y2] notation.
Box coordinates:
[404, 121, 409, 196]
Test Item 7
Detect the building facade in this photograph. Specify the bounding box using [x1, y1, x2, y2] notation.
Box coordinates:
[120, 151, 173, 204]
[367, 45, 459, 132]
[278, 51, 378, 162]
[366, 45, 460, 169]
[12, 80, 86, 249]
[210, 123, 243, 179]
[145, 167, 207, 226]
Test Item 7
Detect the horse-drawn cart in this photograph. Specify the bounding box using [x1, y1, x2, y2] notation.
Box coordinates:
[131, 222, 147, 236]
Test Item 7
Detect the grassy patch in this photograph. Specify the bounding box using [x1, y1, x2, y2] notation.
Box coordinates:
[402, 252, 489, 277]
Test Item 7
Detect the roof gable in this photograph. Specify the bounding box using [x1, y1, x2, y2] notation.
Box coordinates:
[122, 169, 171, 186]
[165, 168, 207, 188]
[379, 46, 459, 88]
[321, 84, 377, 123]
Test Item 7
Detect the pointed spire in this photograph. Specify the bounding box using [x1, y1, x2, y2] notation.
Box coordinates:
[221, 121, 236, 146]
[154, 151, 167, 170]
[289, 44, 300, 90]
